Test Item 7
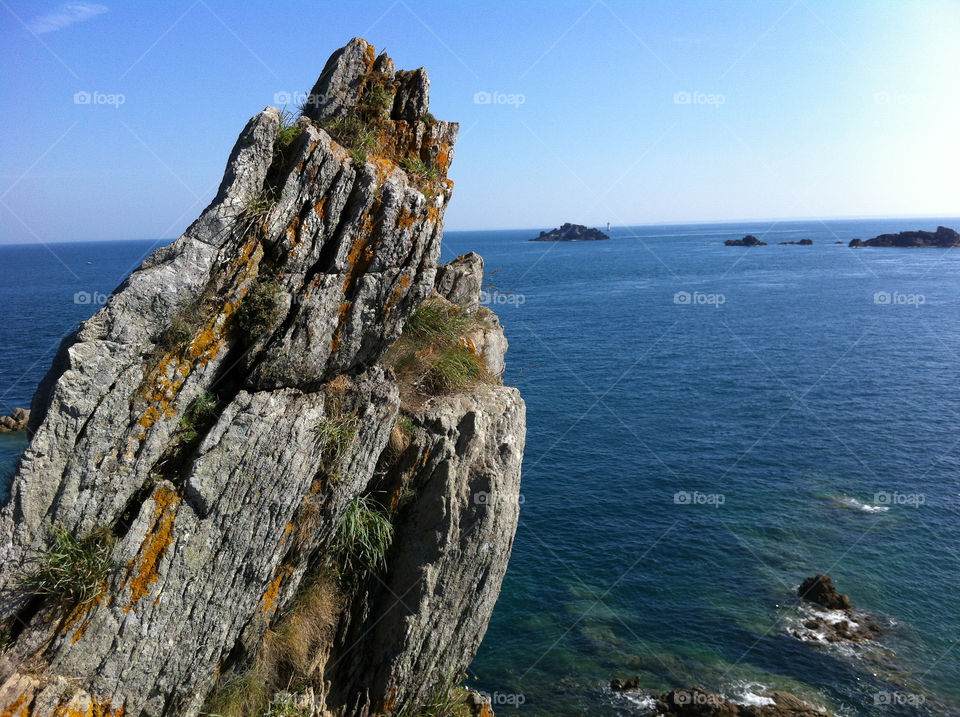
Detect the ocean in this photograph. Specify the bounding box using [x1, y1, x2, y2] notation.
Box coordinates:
[2, 219, 960, 716]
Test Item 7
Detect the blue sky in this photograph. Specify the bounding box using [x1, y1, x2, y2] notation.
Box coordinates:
[1, 0, 958, 243]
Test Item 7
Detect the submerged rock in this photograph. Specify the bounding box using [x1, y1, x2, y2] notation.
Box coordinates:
[725, 235, 767, 246]
[791, 574, 882, 644]
[0, 408, 29, 433]
[0, 38, 524, 717]
[849, 226, 960, 247]
[531, 222, 609, 241]
[798, 574, 850, 610]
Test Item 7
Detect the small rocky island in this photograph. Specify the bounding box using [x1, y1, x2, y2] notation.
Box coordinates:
[849, 225, 960, 247]
[780, 238, 813, 245]
[724, 234, 767, 246]
[531, 222, 610, 242]
[791, 574, 882, 644]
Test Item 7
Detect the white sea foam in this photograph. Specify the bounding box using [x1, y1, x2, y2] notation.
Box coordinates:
[834, 496, 890, 513]
[726, 682, 776, 707]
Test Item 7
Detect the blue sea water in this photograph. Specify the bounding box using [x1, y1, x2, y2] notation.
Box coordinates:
[2, 219, 960, 715]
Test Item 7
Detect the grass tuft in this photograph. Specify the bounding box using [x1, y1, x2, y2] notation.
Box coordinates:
[19, 524, 115, 614]
[385, 298, 491, 407]
[235, 278, 285, 345]
[331, 495, 393, 576]
[276, 108, 304, 149]
[397, 672, 471, 717]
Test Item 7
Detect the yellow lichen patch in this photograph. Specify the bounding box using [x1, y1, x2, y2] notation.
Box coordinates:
[261, 565, 291, 617]
[63, 588, 104, 644]
[330, 301, 352, 352]
[370, 157, 394, 186]
[383, 274, 411, 313]
[313, 197, 327, 218]
[394, 207, 417, 232]
[53, 696, 124, 717]
[0, 693, 28, 717]
[122, 485, 180, 612]
[436, 141, 451, 173]
[362, 41, 376, 69]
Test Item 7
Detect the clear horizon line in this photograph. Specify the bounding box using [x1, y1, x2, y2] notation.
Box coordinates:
[2, 212, 959, 246]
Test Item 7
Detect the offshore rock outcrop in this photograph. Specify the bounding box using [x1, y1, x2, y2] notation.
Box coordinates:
[530, 223, 609, 242]
[0, 38, 524, 717]
[849, 226, 960, 247]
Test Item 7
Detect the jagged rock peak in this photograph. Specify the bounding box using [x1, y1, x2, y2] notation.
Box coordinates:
[0, 38, 523, 717]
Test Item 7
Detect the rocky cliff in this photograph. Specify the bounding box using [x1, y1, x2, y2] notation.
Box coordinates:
[0, 38, 524, 717]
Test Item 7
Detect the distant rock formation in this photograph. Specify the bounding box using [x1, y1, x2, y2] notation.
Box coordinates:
[531, 222, 609, 242]
[609, 683, 832, 716]
[0, 408, 29, 433]
[724, 235, 767, 246]
[791, 574, 882, 644]
[780, 238, 813, 245]
[849, 226, 960, 247]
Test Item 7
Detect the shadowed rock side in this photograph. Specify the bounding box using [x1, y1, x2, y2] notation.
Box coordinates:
[0, 38, 524, 717]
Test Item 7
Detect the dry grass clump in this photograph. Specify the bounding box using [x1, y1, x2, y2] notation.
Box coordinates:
[203, 571, 341, 717]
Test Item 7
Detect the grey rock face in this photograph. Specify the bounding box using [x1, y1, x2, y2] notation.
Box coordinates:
[328, 387, 525, 716]
[0, 39, 523, 717]
[435, 252, 484, 312]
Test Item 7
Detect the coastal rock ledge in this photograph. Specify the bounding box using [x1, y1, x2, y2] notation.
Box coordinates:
[0, 38, 525, 717]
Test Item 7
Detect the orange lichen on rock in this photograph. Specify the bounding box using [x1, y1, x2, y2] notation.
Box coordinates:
[330, 301, 352, 352]
[0, 693, 28, 717]
[383, 274, 411, 313]
[261, 565, 291, 617]
[314, 198, 327, 218]
[52, 696, 124, 717]
[122, 485, 180, 612]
